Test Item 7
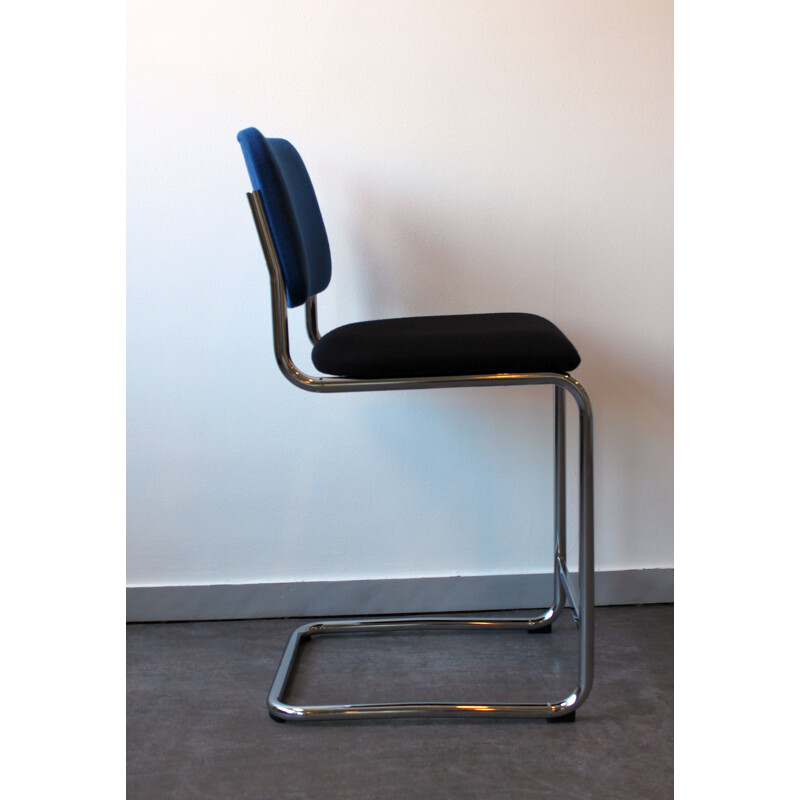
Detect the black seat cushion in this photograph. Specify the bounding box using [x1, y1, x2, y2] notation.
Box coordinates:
[311, 312, 580, 379]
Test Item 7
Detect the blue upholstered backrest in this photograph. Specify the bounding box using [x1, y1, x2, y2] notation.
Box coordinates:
[237, 128, 331, 307]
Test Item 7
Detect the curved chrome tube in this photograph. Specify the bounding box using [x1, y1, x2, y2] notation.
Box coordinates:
[268, 611, 584, 721]
[248, 191, 592, 407]
[304, 296, 321, 344]
[247, 191, 594, 721]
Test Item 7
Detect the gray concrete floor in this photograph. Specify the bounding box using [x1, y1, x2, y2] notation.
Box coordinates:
[127, 604, 672, 799]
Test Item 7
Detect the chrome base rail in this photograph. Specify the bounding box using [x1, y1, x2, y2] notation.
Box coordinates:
[247, 191, 595, 722]
[269, 612, 585, 721]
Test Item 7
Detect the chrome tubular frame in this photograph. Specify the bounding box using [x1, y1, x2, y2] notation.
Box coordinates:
[247, 192, 594, 721]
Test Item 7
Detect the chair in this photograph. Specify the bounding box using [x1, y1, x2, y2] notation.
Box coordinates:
[237, 127, 594, 722]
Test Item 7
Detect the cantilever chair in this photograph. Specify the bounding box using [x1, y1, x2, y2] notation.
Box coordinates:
[237, 127, 594, 723]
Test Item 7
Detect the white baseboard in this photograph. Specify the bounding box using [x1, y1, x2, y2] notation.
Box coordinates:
[127, 568, 673, 622]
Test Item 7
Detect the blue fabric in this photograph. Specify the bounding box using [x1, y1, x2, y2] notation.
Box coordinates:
[237, 128, 331, 307]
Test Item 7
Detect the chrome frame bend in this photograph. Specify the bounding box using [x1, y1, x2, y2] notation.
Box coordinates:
[247, 191, 594, 721]
[305, 295, 321, 344]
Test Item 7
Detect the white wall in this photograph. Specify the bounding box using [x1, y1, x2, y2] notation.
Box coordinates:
[127, 0, 672, 588]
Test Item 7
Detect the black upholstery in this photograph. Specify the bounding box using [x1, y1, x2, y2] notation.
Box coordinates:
[311, 312, 581, 379]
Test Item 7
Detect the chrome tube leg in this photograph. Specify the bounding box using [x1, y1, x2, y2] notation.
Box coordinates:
[533, 385, 567, 635]
[554, 385, 567, 614]
[264, 377, 594, 722]
[548, 381, 594, 722]
[577, 392, 595, 703]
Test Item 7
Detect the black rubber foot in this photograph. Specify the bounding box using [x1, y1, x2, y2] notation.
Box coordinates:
[269, 712, 287, 723]
[546, 711, 576, 723]
[528, 623, 552, 634]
